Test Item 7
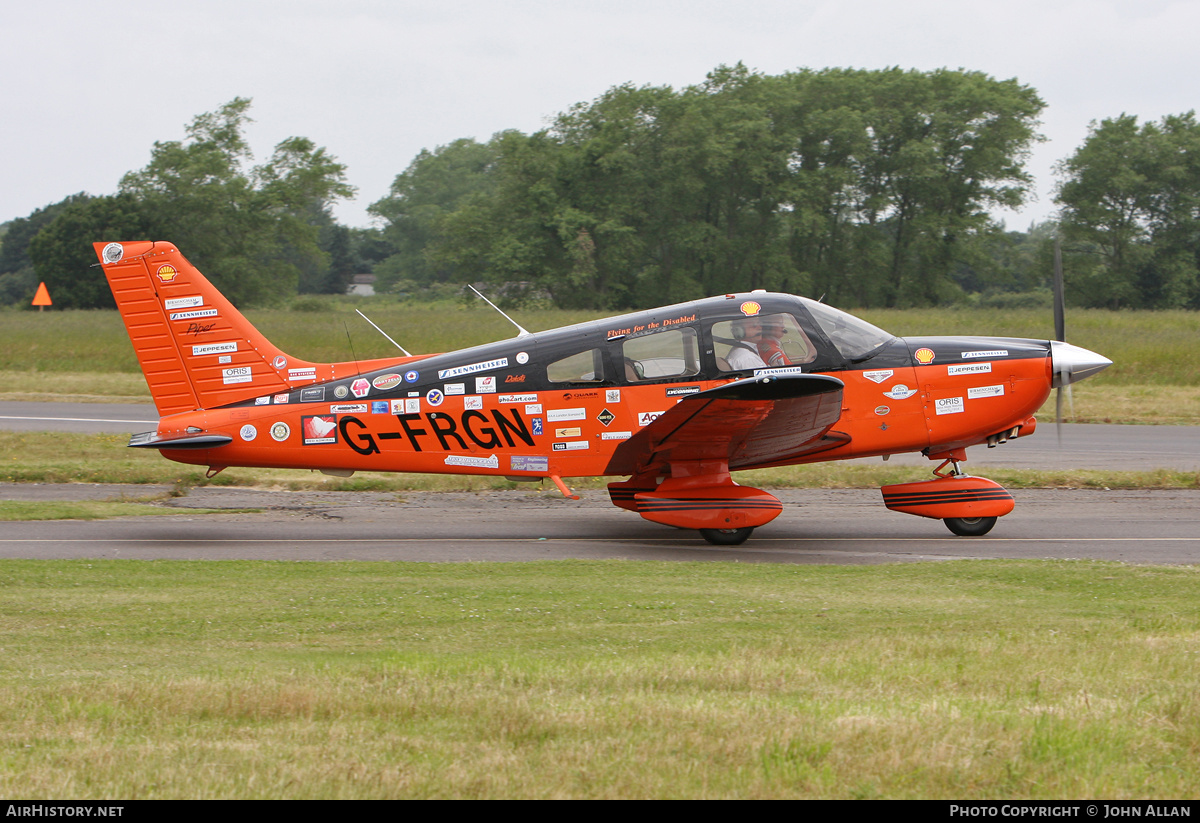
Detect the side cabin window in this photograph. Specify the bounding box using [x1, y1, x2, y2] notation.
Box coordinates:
[711, 313, 817, 373]
[620, 327, 700, 383]
[547, 348, 605, 384]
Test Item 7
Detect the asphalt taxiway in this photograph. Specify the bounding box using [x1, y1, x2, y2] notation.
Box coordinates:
[2, 401, 1198, 564]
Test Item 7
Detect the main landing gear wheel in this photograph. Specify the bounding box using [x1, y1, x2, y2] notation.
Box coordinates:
[699, 527, 755, 546]
[943, 516, 997, 537]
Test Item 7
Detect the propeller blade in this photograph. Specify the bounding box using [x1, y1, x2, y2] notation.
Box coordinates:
[1053, 236, 1065, 343]
[1056, 386, 1063, 445]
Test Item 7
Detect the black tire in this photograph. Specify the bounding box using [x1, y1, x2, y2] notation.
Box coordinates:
[944, 516, 997, 537]
[699, 527, 755, 546]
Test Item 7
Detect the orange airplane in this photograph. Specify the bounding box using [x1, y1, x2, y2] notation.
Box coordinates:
[95, 240, 1111, 545]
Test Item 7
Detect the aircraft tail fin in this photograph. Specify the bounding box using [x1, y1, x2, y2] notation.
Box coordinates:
[94, 241, 321, 417]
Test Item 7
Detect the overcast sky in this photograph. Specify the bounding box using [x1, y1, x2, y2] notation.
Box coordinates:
[3, 0, 1197, 232]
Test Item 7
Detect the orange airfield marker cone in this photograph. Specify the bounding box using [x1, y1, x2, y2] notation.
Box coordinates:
[32, 282, 52, 311]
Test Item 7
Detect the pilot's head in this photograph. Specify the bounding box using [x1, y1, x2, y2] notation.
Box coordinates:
[732, 317, 763, 341]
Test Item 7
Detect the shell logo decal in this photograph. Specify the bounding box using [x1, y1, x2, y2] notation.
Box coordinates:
[156, 265, 179, 283]
[739, 301, 761, 316]
[914, 347, 936, 365]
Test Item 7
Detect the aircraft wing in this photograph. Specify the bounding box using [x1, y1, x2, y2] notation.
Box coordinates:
[605, 374, 846, 477]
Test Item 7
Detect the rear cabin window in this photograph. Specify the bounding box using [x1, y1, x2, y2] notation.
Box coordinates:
[621, 327, 700, 382]
[711, 314, 816, 373]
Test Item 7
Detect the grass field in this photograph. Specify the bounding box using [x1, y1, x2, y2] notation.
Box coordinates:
[1, 559, 1196, 799]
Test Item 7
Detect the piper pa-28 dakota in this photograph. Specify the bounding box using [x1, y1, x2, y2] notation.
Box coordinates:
[94, 241, 1111, 545]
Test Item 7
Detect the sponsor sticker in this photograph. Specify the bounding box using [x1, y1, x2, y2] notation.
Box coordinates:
[475, 375, 497, 393]
[637, 410, 665, 426]
[555, 427, 582, 438]
[170, 308, 218, 321]
[602, 431, 632, 441]
[666, 386, 702, 396]
[740, 301, 761, 316]
[531, 418, 543, 435]
[444, 383, 465, 395]
[155, 264, 178, 283]
[270, 422, 290, 442]
[935, 396, 965, 415]
[552, 441, 589, 451]
[547, 407, 586, 422]
[963, 349, 1007, 359]
[596, 409, 615, 426]
[949, 363, 992, 375]
[515, 351, 530, 365]
[863, 370, 894, 384]
[405, 398, 420, 414]
[165, 295, 203, 310]
[351, 378, 370, 398]
[525, 403, 542, 415]
[274, 393, 290, 404]
[101, 243, 124, 264]
[192, 341, 237, 357]
[289, 368, 317, 382]
[272, 355, 287, 369]
[967, 384, 1006, 399]
[883, 384, 917, 400]
[445, 454, 499, 468]
[914, 348, 936, 365]
[754, 366, 806, 377]
[426, 389, 444, 407]
[300, 386, 326, 403]
[874, 405, 890, 416]
[404, 370, 419, 383]
[254, 396, 270, 406]
[510, 455, 548, 472]
[222, 366, 252, 385]
[372, 373, 402, 391]
[330, 404, 368, 413]
[438, 358, 509, 380]
[504, 374, 526, 384]
[464, 396, 483, 410]
[239, 424, 257, 442]
[606, 389, 621, 403]
[371, 401, 389, 414]
[302, 415, 338, 445]
[218, 355, 231, 364]
[333, 385, 349, 399]
[500, 393, 538, 404]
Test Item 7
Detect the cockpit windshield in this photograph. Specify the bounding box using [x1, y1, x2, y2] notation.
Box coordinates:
[802, 299, 896, 362]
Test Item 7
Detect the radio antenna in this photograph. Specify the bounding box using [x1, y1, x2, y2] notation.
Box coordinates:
[355, 309, 411, 356]
[468, 285, 532, 338]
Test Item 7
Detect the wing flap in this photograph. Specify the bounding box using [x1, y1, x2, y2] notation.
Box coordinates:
[605, 374, 845, 476]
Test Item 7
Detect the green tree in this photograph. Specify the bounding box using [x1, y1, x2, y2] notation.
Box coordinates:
[1056, 112, 1200, 309]
[119, 98, 355, 306]
[27, 194, 157, 309]
[0, 193, 92, 307]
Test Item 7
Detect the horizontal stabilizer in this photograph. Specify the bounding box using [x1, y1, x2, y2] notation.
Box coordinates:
[128, 430, 233, 450]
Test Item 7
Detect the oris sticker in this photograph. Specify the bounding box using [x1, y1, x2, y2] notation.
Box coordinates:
[935, 397, 965, 415]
